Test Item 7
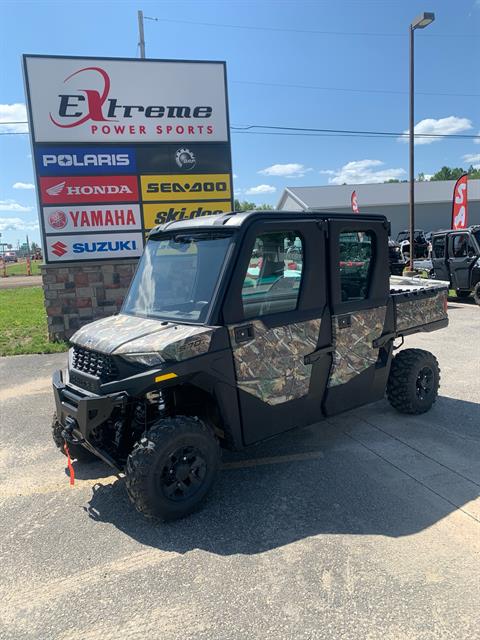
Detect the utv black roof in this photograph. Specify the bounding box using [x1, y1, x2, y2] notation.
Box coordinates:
[148, 209, 389, 237]
[431, 225, 480, 236]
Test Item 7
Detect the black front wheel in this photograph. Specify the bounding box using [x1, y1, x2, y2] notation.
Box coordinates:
[125, 416, 220, 521]
[387, 349, 440, 415]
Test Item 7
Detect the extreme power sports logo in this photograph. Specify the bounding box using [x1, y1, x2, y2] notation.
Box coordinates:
[48, 66, 215, 138]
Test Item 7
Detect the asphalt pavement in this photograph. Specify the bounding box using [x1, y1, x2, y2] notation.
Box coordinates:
[0, 303, 479, 639]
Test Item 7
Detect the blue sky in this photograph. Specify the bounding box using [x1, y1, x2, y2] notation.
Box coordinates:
[1, 0, 479, 247]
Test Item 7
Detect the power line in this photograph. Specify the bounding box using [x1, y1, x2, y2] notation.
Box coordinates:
[232, 79, 480, 99]
[2, 123, 479, 141]
[231, 124, 480, 140]
[144, 16, 478, 39]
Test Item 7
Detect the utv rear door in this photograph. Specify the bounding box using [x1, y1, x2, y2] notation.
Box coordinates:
[323, 219, 391, 415]
[448, 232, 476, 290]
[431, 234, 450, 282]
[222, 218, 332, 445]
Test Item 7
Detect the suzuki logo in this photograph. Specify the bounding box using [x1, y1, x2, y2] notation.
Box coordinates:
[46, 181, 66, 196]
[51, 241, 67, 257]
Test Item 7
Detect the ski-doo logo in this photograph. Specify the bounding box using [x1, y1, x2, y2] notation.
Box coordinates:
[36, 146, 136, 175]
[49, 66, 213, 128]
[40, 175, 139, 204]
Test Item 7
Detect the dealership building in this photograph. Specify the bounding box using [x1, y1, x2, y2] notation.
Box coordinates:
[277, 179, 480, 238]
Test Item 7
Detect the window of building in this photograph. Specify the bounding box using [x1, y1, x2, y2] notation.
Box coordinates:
[241, 231, 303, 319]
[432, 235, 446, 259]
[339, 231, 374, 302]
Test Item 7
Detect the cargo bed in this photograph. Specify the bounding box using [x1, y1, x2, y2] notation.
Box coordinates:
[389, 275, 449, 337]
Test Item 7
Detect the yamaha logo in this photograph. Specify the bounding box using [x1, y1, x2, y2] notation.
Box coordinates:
[48, 210, 67, 229]
[175, 148, 196, 170]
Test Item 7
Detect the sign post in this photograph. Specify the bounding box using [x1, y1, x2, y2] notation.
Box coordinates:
[23, 55, 233, 338]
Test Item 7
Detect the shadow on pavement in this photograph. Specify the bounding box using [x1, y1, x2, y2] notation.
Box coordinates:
[83, 395, 480, 556]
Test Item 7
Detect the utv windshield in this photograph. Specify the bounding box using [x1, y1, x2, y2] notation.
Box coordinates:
[122, 231, 233, 323]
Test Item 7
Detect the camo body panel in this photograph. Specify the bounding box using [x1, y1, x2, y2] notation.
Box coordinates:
[328, 306, 387, 388]
[72, 313, 213, 360]
[229, 318, 321, 405]
[395, 290, 447, 332]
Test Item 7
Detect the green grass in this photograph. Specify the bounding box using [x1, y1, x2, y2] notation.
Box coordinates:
[4, 261, 42, 276]
[0, 287, 68, 356]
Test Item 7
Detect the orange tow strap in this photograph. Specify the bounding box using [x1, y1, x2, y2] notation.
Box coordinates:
[64, 442, 75, 486]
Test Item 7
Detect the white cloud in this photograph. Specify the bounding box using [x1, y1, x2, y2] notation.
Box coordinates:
[422, 174, 433, 181]
[0, 200, 33, 213]
[319, 169, 335, 175]
[0, 103, 28, 133]
[245, 184, 276, 195]
[259, 163, 312, 178]
[326, 160, 406, 185]
[399, 116, 472, 145]
[463, 153, 480, 167]
[12, 182, 35, 190]
[233, 173, 238, 179]
[0, 217, 38, 232]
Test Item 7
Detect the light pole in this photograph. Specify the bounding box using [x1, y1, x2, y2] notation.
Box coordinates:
[408, 11, 435, 274]
[138, 10, 146, 58]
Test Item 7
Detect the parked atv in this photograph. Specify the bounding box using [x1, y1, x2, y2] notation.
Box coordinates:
[52, 210, 449, 520]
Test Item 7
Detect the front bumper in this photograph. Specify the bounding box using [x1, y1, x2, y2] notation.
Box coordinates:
[53, 369, 127, 465]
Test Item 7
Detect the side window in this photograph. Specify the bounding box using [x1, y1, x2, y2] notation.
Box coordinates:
[241, 231, 303, 319]
[452, 234, 468, 258]
[432, 236, 445, 259]
[339, 231, 374, 302]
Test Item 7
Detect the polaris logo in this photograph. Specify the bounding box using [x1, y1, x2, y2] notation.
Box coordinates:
[73, 240, 137, 253]
[42, 153, 130, 167]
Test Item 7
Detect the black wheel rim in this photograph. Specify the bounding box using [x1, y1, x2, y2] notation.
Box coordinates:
[158, 446, 207, 502]
[416, 366, 434, 401]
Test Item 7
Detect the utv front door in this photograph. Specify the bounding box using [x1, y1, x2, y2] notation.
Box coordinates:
[431, 234, 450, 282]
[223, 218, 332, 445]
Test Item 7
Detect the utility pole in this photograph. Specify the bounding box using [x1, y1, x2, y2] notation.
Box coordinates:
[138, 10, 146, 58]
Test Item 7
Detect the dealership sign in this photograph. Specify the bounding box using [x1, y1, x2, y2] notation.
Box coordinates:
[24, 56, 228, 142]
[23, 55, 233, 263]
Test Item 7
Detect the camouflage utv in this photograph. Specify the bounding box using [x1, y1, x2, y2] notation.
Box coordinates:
[52, 211, 449, 520]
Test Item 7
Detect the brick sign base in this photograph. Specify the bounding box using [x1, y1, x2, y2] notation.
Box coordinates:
[41, 260, 138, 341]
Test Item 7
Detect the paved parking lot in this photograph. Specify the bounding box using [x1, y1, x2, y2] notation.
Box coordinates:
[0, 302, 479, 639]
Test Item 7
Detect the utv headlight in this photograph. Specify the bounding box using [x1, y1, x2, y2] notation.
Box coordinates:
[121, 352, 165, 367]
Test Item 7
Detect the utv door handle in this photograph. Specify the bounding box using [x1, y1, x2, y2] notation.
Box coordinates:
[234, 324, 255, 343]
[304, 345, 334, 365]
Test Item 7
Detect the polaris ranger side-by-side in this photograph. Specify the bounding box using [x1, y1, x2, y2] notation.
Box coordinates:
[52, 211, 449, 520]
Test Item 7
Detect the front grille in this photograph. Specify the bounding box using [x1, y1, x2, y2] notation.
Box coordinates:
[72, 346, 118, 382]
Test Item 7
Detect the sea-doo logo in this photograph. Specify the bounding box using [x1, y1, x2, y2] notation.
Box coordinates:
[40, 176, 138, 204]
[49, 66, 213, 129]
[175, 148, 196, 170]
[141, 174, 231, 202]
[51, 241, 67, 257]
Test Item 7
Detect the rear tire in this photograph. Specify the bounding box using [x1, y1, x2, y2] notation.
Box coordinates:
[51, 415, 97, 463]
[387, 349, 440, 415]
[125, 415, 220, 521]
[473, 283, 480, 306]
[455, 289, 471, 299]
